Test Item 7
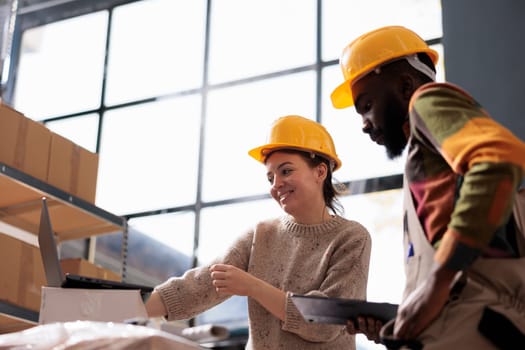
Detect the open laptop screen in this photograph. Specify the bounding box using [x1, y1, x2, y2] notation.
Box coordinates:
[37, 197, 153, 296]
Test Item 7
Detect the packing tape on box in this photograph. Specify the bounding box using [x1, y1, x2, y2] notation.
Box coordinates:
[14, 117, 28, 169]
[70, 145, 80, 194]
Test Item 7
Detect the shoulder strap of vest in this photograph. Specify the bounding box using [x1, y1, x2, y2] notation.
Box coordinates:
[512, 188, 525, 256]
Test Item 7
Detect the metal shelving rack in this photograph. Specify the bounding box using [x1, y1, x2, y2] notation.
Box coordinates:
[0, 162, 125, 240]
[0, 161, 127, 330]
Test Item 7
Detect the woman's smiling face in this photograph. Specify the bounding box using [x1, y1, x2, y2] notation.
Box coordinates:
[265, 150, 326, 221]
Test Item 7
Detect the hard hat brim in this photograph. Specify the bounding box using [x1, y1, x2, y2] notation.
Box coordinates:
[248, 144, 342, 171]
[248, 143, 311, 164]
[330, 80, 355, 109]
[248, 145, 272, 163]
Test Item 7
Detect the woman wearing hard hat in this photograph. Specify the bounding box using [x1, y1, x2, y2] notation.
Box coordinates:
[333, 26, 525, 349]
[146, 115, 372, 349]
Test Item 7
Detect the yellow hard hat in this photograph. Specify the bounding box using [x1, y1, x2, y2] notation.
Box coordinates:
[331, 25, 439, 109]
[248, 115, 342, 171]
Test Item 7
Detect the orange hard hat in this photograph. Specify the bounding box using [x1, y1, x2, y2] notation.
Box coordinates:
[248, 115, 342, 171]
[331, 25, 439, 109]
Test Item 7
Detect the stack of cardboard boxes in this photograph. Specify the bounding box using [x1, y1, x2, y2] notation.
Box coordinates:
[0, 235, 121, 314]
[0, 103, 98, 203]
[0, 103, 121, 332]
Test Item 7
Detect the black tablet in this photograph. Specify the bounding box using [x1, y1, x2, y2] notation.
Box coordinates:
[291, 294, 398, 325]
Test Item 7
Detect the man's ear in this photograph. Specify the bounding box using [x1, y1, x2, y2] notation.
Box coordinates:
[400, 73, 416, 101]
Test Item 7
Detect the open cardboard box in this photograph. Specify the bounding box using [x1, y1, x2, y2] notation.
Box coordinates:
[60, 258, 121, 282]
[39, 287, 148, 324]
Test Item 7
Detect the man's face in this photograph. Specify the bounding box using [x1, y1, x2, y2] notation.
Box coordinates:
[350, 72, 409, 159]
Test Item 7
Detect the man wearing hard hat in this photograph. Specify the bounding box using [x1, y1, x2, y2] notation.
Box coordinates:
[331, 25, 525, 349]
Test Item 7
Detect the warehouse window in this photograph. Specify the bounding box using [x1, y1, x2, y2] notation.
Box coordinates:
[7, 0, 442, 347]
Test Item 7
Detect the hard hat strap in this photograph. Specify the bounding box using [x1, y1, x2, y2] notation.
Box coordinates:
[353, 54, 436, 88]
[405, 54, 436, 81]
[309, 151, 336, 172]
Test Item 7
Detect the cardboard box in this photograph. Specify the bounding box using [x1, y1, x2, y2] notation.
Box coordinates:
[60, 258, 121, 282]
[0, 235, 120, 313]
[47, 132, 99, 203]
[0, 313, 36, 334]
[0, 103, 51, 182]
[39, 287, 147, 324]
[0, 233, 46, 312]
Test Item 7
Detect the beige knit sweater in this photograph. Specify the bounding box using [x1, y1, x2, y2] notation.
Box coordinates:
[155, 214, 371, 349]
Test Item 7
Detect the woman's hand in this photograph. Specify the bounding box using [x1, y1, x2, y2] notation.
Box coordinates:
[209, 263, 256, 296]
[209, 263, 287, 320]
[144, 290, 168, 318]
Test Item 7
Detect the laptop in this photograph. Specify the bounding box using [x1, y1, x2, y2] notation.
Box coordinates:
[38, 197, 153, 297]
[291, 294, 398, 325]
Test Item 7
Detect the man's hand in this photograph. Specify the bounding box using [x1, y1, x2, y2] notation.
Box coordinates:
[346, 316, 383, 343]
[394, 262, 458, 339]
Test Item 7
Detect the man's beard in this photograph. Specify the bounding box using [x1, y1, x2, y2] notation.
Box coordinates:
[382, 95, 408, 159]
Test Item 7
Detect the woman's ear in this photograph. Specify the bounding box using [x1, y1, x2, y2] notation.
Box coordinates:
[316, 162, 328, 182]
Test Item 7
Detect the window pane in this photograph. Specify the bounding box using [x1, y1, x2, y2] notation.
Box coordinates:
[322, 0, 443, 61]
[339, 189, 405, 304]
[130, 212, 195, 260]
[198, 199, 281, 266]
[96, 96, 201, 215]
[433, 44, 446, 82]
[127, 212, 195, 281]
[14, 12, 107, 119]
[208, 0, 316, 83]
[202, 72, 316, 202]
[93, 212, 195, 296]
[92, 231, 126, 279]
[196, 295, 248, 328]
[341, 195, 405, 350]
[94, 210, 194, 288]
[339, 190, 405, 350]
[322, 65, 405, 182]
[45, 114, 99, 153]
[105, 0, 206, 105]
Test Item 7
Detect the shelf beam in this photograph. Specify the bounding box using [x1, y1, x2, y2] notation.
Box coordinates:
[0, 162, 125, 241]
